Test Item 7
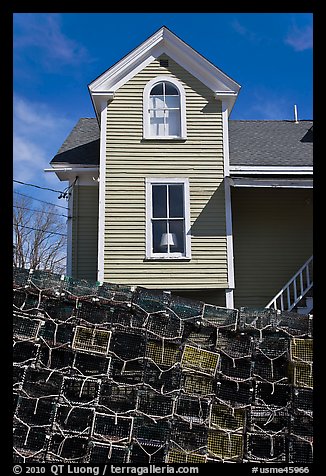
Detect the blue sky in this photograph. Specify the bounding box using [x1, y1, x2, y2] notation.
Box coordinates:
[13, 12, 313, 207]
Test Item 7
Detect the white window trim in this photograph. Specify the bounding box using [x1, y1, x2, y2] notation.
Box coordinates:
[145, 177, 191, 260]
[143, 76, 187, 140]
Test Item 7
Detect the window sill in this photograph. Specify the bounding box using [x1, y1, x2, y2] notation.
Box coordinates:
[141, 137, 187, 142]
[144, 257, 191, 262]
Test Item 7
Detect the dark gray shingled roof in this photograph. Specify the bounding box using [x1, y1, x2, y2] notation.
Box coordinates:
[51, 118, 313, 168]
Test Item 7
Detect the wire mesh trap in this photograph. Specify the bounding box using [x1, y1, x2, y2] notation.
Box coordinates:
[129, 443, 165, 464]
[93, 414, 133, 443]
[292, 363, 313, 388]
[133, 417, 170, 445]
[175, 395, 209, 424]
[182, 373, 214, 396]
[89, 443, 130, 463]
[98, 382, 137, 413]
[137, 390, 174, 417]
[220, 355, 252, 382]
[72, 326, 111, 355]
[255, 382, 291, 408]
[46, 434, 89, 462]
[209, 404, 245, 432]
[203, 305, 238, 329]
[248, 406, 289, 433]
[61, 377, 100, 404]
[146, 339, 181, 367]
[171, 421, 207, 451]
[290, 338, 313, 363]
[12, 268, 314, 464]
[166, 449, 207, 464]
[22, 368, 63, 398]
[246, 433, 286, 462]
[207, 430, 243, 460]
[54, 405, 94, 435]
[289, 437, 313, 464]
[181, 345, 219, 376]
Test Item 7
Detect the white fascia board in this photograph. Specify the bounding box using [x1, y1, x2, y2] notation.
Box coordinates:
[229, 166, 313, 175]
[88, 26, 240, 117]
[44, 166, 99, 183]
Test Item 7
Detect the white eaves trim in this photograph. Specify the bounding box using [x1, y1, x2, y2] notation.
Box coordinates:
[229, 166, 313, 176]
[88, 26, 241, 118]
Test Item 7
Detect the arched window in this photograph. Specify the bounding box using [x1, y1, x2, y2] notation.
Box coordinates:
[143, 77, 186, 139]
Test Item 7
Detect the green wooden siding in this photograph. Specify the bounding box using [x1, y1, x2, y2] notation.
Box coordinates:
[72, 185, 99, 281]
[232, 188, 313, 308]
[103, 54, 228, 289]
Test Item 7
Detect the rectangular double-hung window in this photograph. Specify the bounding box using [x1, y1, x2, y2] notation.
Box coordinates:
[146, 178, 191, 259]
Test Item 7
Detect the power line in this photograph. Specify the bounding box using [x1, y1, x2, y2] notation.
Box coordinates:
[13, 191, 69, 210]
[13, 223, 67, 237]
[13, 179, 64, 194]
[13, 205, 70, 219]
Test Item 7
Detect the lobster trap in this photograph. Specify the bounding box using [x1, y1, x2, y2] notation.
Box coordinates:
[182, 372, 214, 396]
[293, 387, 313, 413]
[38, 347, 74, 370]
[168, 295, 204, 320]
[146, 339, 180, 368]
[110, 331, 145, 360]
[275, 312, 312, 338]
[203, 305, 238, 329]
[129, 443, 165, 464]
[13, 341, 39, 364]
[13, 424, 49, 453]
[171, 421, 207, 451]
[93, 414, 133, 443]
[46, 434, 89, 462]
[248, 406, 289, 433]
[289, 436, 313, 464]
[175, 395, 209, 425]
[207, 430, 243, 460]
[72, 326, 111, 355]
[147, 311, 183, 340]
[290, 338, 313, 363]
[166, 448, 207, 464]
[23, 368, 63, 398]
[183, 323, 216, 350]
[253, 354, 289, 383]
[137, 390, 174, 417]
[133, 417, 170, 445]
[290, 414, 313, 439]
[217, 378, 253, 407]
[292, 363, 313, 388]
[255, 382, 291, 408]
[98, 382, 137, 413]
[89, 443, 129, 463]
[220, 355, 252, 382]
[38, 320, 74, 347]
[110, 357, 144, 384]
[246, 433, 286, 462]
[73, 352, 111, 377]
[209, 404, 245, 432]
[181, 345, 219, 376]
[143, 361, 181, 393]
[15, 396, 56, 427]
[61, 377, 100, 405]
[54, 405, 94, 435]
[13, 312, 41, 341]
[216, 330, 253, 358]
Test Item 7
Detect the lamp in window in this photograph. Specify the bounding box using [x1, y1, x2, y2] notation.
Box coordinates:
[160, 232, 177, 248]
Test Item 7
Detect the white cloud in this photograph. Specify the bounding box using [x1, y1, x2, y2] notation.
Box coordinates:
[284, 23, 313, 52]
[13, 95, 73, 187]
[14, 13, 91, 69]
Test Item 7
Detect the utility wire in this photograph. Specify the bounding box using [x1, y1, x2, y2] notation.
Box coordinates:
[13, 223, 67, 237]
[13, 205, 70, 219]
[13, 179, 64, 194]
[13, 191, 69, 210]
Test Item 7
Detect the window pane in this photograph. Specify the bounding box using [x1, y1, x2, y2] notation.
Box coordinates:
[165, 83, 178, 95]
[168, 185, 184, 218]
[150, 95, 165, 109]
[165, 96, 179, 109]
[152, 185, 167, 218]
[166, 109, 181, 136]
[169, 220, 185, 254]
[152, 220, 168, 253]
[150, 110, 165, 136]
[151, 83, 164, 95]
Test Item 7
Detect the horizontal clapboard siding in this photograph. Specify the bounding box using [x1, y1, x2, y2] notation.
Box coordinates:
[72, 186, 99, 281]
[103, 55, 228, 289]
[232, 188, 313, 308]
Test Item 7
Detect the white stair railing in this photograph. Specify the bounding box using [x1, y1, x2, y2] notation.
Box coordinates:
[266, 256, 313, 311]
